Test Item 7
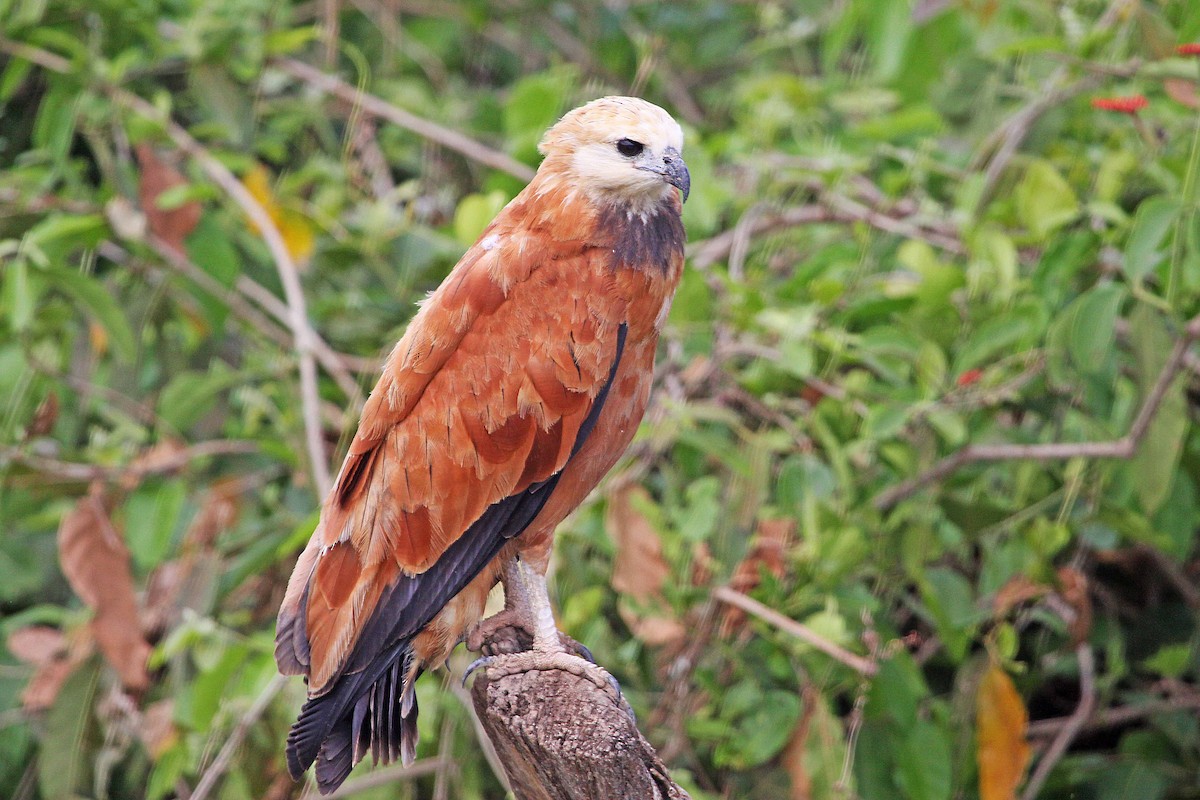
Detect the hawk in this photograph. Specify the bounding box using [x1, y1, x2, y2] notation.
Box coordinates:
[276, 96, 689, 794]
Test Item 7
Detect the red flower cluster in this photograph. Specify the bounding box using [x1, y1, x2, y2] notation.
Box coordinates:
[956, 369, 983, 388]
[1178, 43, 1200, 56]
[1090, 95, 1148, 114]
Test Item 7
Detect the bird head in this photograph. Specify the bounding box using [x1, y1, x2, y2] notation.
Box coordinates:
[538, 96, 689, 215]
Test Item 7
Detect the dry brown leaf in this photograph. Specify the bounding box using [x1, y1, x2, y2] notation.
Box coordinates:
[977, 660, 1031, 800]
[720, 517, 794, 637]
[12, 626, 95, 712]
[781, 686, 817, 800]
[185, 476, 242, 551]
[991, 574, 1049, 617]
[57, 484, 152, 692]
[22, 659, 78, 712]
[25, 391, 59, 439]
[608, 484, 671, 603]
[1164, 78, 1200, 109]
[1056, 567, 1092, 645]
[7, 626, 66, 665]
[142, 479, 241, 634]
[136, 143, 201, 256]
[139, 699, 178, 757]
[607, 485, 684, 647]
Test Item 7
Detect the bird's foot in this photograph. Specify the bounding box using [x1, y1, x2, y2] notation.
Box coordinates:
[467, 609, 532, 656]
[467, 610, 595, 662]
[464, 649, 626, 711]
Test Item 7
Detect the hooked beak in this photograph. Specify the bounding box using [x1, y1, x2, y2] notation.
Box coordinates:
[644, 146, 691, 203]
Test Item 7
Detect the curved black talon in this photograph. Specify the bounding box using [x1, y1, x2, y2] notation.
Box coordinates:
[572, 640, 596, 664]
[463, 655, 494, 687]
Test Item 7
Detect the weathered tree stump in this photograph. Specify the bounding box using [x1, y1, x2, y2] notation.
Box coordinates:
[469, 645, 690, 800]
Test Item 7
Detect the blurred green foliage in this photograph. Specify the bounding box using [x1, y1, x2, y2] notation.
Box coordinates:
[3, 1, 1200, 798]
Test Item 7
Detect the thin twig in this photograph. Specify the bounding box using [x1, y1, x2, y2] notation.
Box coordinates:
[310, 758, 449, 799]
[1, 440, 258, 482]
[190, 674, 288, 800]
[1028, 694, 1200, 739]
[688, 206, 836, 268]
[1020, 644, 1096, 800]
[113, 90, 333, 496]
[7, 30, 335, 495]
[713, 587, 878, 676]
[874, 313, 1200, 510]
[274, 58, 535, 181]
[134, 237, 369, 399]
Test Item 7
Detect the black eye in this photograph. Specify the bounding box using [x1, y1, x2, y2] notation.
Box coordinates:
[615, 138, 644, 157]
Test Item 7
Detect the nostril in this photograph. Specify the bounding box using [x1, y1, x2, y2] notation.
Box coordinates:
[663, 156, 673, 164]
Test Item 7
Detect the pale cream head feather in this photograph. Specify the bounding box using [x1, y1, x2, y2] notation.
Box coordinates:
[537, 96, 688, 213]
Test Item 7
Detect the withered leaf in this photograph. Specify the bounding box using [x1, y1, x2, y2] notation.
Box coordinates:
[977, 660, 1030, 800]
[607, 484, 684, 647]
[608, 484, 671, 603]
[136, 143, 201, 256]
[1056, 567, 1092, 646]
[1165, 78, 1200, 109]
[7, 626, 66, 665]
[25, 391, 59, 439]
[721, 517, 794, 637]
[57, 484, 152, 692]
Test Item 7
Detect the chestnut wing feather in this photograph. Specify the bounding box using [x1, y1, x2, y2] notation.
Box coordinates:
[275, 244, 630, 693]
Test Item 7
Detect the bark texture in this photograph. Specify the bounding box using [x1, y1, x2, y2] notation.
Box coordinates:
[469, 649, 690, 800]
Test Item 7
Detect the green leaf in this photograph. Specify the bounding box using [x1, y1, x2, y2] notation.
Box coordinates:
[32, 83, 79, 166]
[1016, 160, 1079, 240]
[0, 56, 32, 102]
[866, 653, 927, 728]
[39, 659, 100, 800]
[123, 478, 188, 570]
[1065, 283, 1126, 375]
[1123, 197, 1181, 282]
[1129, 304, 1189, 514]
[896, 720, 952, 800]
[4, 258, 36, 333]
[45, 267, 139, 361]
[157, 365, 242, 431]
[922, 567, 976, 661]
[954, 314, 1033, 373]
[1141, 642, 1193, 679]
[453, 190, 509, 247]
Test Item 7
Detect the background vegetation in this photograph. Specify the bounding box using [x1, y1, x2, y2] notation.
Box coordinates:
[2, 0, 1200, 798]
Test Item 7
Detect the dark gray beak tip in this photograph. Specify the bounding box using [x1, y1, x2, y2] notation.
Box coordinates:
[662, 148, 690, 204]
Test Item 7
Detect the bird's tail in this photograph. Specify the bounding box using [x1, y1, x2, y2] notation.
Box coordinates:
[286, 643, 424, 794]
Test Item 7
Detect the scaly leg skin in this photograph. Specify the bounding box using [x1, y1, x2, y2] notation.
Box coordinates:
[466, 559, 534, 657]
[465, 557, 624, 712]
[466, 558, 597, 661]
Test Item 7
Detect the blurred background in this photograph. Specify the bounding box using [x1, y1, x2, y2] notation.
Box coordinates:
[2, 1, 1200, 798]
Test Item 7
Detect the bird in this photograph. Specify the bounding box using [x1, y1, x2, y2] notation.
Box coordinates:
[275, 96, 690, 794]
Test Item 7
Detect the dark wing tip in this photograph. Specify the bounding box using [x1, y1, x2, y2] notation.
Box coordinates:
[285, 645, 422, 794]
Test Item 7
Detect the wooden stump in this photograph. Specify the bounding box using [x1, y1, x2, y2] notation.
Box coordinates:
[469, 659, 690, 800]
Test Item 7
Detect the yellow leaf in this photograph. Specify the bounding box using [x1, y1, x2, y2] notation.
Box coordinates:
[241, 165, 316, 267]
[977, 660, 1031, 800]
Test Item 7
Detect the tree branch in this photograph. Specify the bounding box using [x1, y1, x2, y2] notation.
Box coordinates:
[873, 313, 1200, 511]
[114, 93, 333, 497]
[274, 58, 535, 181]
[0, 440, 258, 483]
[189, 674, 288, 800]
[1020, 644, 1096, 800]
[713, 587, 878, 676]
